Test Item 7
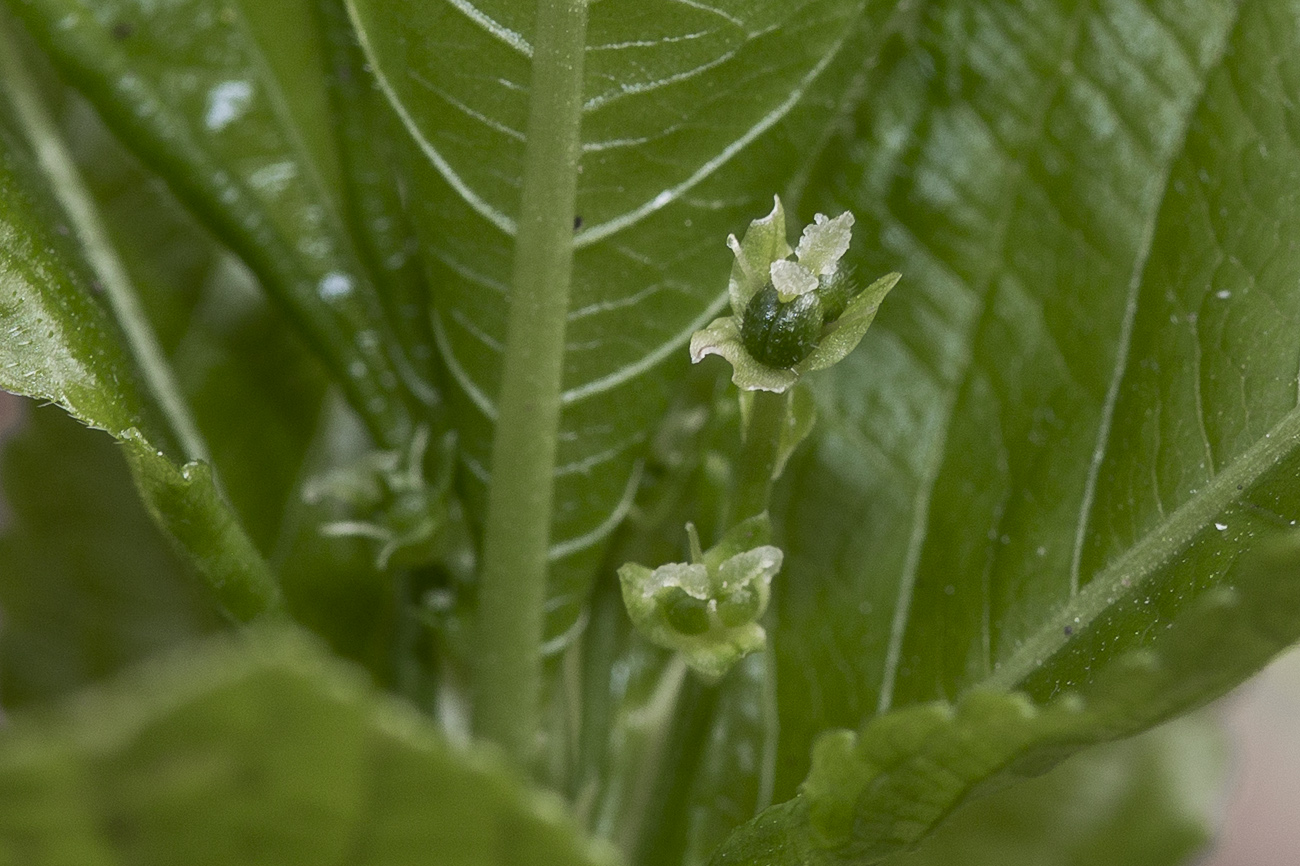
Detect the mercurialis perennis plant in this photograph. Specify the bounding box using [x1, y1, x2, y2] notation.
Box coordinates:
[1, 1, 1300, 865]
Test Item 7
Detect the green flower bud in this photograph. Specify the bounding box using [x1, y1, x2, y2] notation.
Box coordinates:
[741, 284, 824, 369]
[690, 195, 899, 392]
[617, 515, 783, 679]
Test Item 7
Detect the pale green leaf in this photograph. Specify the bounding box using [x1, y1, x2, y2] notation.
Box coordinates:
[0, 627, 618, 866]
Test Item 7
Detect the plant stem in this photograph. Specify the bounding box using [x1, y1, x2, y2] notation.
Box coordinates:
[0, 19, 210, 466]
[474, 0, 588, 765]
[730, 390, 788, 523]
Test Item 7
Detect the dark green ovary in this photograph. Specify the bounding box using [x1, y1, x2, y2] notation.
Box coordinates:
[741, 285, 824, 369]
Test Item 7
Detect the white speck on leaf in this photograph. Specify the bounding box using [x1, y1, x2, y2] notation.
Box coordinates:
[318, 271, 354, 300]
[204, 80, 253, 131]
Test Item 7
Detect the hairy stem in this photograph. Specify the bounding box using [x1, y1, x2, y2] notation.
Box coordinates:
[0, 19, 210, 465]
[731, 390, 788, 524]
[474, 0, 588, 765]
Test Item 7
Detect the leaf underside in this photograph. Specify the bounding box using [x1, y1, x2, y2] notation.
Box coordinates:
[347, 0, 904, 645]
[2, 0, 1300, 863]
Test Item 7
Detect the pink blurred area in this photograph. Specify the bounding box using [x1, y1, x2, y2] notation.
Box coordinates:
[1201, 647, 1300, 866]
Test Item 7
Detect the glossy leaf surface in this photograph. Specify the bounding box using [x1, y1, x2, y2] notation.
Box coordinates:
[0, 627, 617, 866]
[348, 0, 906, 643]
[7, 0, 424, 444]
[0, 63, 279, 618]
[727, 0, 1300, 855]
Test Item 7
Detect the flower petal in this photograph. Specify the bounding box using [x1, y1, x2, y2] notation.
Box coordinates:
[689, 316, 800, 392]
[798, 271, 900, 373]
[795, 211, 854, 276]
[727, 195, 791, 313]
[770, 259, 819, 301]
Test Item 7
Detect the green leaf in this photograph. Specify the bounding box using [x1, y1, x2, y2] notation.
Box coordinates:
[885, 714, 1223, 866]
[0, 57, 280, 619]
[46, 80, 328, 556]
[739, 0, 1300, 856]
[314, 0, 437, 399]
[348, 0, 910, 645]
[0, 404, 221, 709]
[0, 88, 152, 438]
[6, 0, 427, 444]
[712, 530, 1300, 863]
[0, 626, 618, 866]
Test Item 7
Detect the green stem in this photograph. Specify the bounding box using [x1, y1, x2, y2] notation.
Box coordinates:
[474, 0, 588, 765]
[0, 20, 210, 465]
[730, 390, 788, 524]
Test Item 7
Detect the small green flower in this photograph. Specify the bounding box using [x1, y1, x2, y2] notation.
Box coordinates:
[303, 425, 453, 570]
[617, 515, 782, 680]
[690, 196, 900, 392]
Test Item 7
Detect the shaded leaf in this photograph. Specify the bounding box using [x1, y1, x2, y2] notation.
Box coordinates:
[0, 626, 618, 866]
[0, 53, 279, 617]
[0, 404, 221, 710]
[7, 0, 427, 444]
[314, 0, 437, 399]
[882, 714, 1223, 866]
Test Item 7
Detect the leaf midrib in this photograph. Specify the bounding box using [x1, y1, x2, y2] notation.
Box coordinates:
[983, 1, 1245, 692]
[984, 402, 1300, 692]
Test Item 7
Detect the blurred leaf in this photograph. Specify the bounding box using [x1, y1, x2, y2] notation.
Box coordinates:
[0, 47, 279, 618]
[314, 0, 437, 398]
[7, 0, 427, 444]
[349, 0, 911, 646]
[0, 404, 220, 709]
[884, 714, 1223, 866]
[0, 626, 618, 866]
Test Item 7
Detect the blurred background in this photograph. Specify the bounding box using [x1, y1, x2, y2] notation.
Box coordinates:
[1201, 645, 1300, 866]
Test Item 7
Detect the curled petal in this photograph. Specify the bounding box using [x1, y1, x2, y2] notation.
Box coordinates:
[795, 211, 854, 276]
[727, 195, 791, 313]
[690, 316, 799, 393]
[770, 259, 818, 301]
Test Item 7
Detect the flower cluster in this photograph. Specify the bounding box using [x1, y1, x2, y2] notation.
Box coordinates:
[690, 196, 899, 392]
[617, 516, 781, 680]
[303, 426, 452, 570]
